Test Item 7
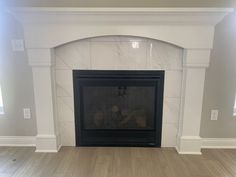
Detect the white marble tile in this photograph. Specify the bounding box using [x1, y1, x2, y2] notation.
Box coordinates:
[161, 123, 178, 147]
[56, 70, 73, 85]
[117, 41, 147, 70]
[55, 41, 91, 69]
[59, 121, 76, 146]
[164, 70, 182, 98]
[163, 97, 180, 124]
[62, 97, 74, 110]
[90, 42, 119, 70]
[148, 40, 183, 70]
[57, 97, 74, 122]
[55, 56, 70, 70]
[56, 85, 70, 97]
[56, 83, 73, 97]
[54, 36, 184, 147]
[55, 70, 73, 96]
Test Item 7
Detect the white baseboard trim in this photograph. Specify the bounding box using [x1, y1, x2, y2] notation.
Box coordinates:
[35, 144, 62, 153]
[35, 134, 61, 152]
[177, 151, 202, 155]
[176, 136, 202, 155]
[0, 136, 36, 147]
[202, 138, 236, 149]
[1, 136, 235, 151]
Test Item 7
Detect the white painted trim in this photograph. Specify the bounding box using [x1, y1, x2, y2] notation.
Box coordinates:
[178, 152, 202, 155]
[9, 7, 233, 26]
[202, 138, 236, 149]
[35, 134, 61, 152]
[9, 7, 233, 49]
[176, 148, 202, 155]
[0, 136, 36, 147]
[176, 136, 202, 155]
[0, 136, 236, 151]
[9, 7, 234, 14]
[35, 144, 62, 153]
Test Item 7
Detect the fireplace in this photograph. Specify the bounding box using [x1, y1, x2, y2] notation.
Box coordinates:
[11, 7, 231, 153]
[73, 70, 164, 147]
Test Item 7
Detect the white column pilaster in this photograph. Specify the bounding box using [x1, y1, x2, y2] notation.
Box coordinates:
[176, 49, 211, 154]
[28, 49, 61, 152]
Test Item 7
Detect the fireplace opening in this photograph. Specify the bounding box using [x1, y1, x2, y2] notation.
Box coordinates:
[73, 70, 164, 147]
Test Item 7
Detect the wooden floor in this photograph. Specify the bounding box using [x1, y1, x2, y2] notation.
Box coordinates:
[0, 147, 236, 177]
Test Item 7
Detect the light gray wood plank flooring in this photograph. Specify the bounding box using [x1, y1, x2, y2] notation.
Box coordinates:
[0, 147, 235, 177]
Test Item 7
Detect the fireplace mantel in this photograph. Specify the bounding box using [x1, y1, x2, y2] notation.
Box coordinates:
[9, 7, 233, 154]
[10, 7, 232, 24]
[9, 7, 233, 49]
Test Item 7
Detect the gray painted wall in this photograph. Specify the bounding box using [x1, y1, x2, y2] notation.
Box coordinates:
[0, 2, 235, 138]
[0, 11, 36, 136]
[200, 11, 236, 138]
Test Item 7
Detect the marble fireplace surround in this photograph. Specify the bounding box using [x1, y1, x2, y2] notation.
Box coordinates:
[10, 7, 232, 154]
[55, 36, 183, 148]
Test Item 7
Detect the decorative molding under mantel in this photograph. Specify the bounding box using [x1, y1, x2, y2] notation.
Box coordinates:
[9, 7, 233, 25]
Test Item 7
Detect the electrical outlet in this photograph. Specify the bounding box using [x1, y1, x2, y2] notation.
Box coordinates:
[23, 108, 31, 119]
[211, 110, 219, 120]
[11, 39, 25, 51]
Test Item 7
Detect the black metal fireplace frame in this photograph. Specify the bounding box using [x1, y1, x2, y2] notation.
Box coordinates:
[73, 70, 164, 147]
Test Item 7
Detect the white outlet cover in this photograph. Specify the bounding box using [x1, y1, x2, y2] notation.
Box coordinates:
[11, 39, 25, 51]
[23, 108, 31, 119]
[211, 109, 219, 121]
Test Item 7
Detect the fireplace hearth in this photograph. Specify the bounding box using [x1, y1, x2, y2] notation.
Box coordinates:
[73, 70, 164, 147]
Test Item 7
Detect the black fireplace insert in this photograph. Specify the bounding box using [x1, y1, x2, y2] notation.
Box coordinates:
[73, 70, 164, 147]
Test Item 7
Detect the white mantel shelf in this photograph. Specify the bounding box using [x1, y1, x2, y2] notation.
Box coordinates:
[8, 7, 233, 154]
[9, 7, 233, 25]
[9, 7, 234, 13]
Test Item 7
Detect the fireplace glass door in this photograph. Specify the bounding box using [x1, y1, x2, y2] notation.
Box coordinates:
[83, 85, 155, 130]
[73, 70, 164, 147]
